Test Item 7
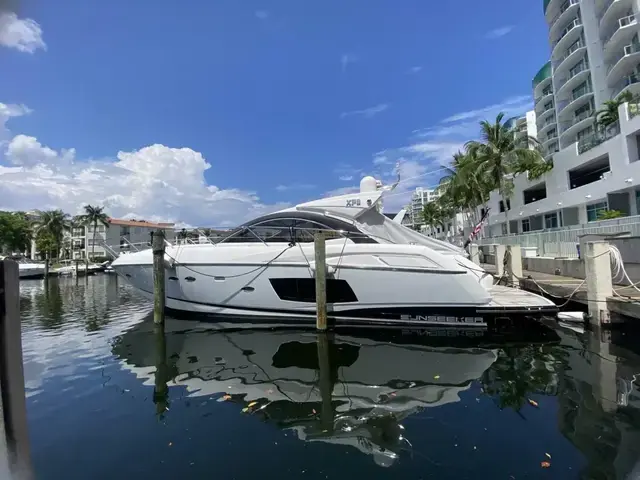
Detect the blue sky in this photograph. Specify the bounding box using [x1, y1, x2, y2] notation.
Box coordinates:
[0, 0, 551, 226]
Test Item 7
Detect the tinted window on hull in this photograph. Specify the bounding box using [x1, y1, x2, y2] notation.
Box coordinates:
[269, 278, 358, 303]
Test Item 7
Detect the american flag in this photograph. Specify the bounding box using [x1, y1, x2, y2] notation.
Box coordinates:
[464, 208, 490, 248]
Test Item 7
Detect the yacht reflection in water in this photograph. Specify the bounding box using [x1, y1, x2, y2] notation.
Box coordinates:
[113, 320, 559, 467]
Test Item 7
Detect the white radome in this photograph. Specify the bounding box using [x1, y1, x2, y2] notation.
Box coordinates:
[360, 176, 378, 193]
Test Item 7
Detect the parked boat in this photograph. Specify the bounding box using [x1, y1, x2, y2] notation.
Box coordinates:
[0, 255, 46, 279]
[111, 182, 557, 327]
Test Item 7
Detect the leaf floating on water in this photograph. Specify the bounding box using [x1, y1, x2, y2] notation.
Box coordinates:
[434, 375, 440, 380]
[168, 442, 173, 447]
[545, 453, 551, 459]
[541, 461, 551, 468]
[248, 401, 258, 407]
[241, 407, 249, 413]
[312, 409, 317, 414]
[219, 394, 232, 402]
[528, 399, 539, 408]
[390, 392, 397, 397]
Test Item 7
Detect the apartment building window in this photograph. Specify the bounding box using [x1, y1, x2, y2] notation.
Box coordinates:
[542, 85, 552, 97]
[499, 199, 511, 213]
[521, 219, 531, 232]
[576, 125, 594, 141]
[586, 202, 608, 222]
[569, 58, 587, 78]
[571, 80, 591, 100]
[544, 213, 559, 229]
[547, 128, 557, 140]
[636, 190, 640, 214]
[574, 101, 592, 119]
[121, 226, 131, 236]
[501, 223, 508, 235]
[544, 101, 553, 112]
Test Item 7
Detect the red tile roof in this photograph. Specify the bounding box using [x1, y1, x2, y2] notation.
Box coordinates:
[108, 218, 175, 228]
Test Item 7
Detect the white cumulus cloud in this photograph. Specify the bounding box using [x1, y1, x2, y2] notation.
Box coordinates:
[0, 105, 289, 227]
[0, 12, 46, 53]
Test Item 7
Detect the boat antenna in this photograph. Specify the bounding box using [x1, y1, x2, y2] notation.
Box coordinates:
[381, 162, 401, 193]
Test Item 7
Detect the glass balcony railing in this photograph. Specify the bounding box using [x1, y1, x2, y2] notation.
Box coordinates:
[552, 18, 581, 50]
[541, 116, 557, 129]
[607, 43, 640, 75]
[550, 0, 580, 29]
[558, 84, 594, 113]
[577, 123, 621, 154]
[543, 132, 558, 143]
[556, 62, 590, 90]
[602, 14, 637, 47]
[553, 38, 586, 70]
[535, 90, 554, 105]
[597, 0, 616, 22]
[612, 72, 640, 99]
[561, 109, 594, 133]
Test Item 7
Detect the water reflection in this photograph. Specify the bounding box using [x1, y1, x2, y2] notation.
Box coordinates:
[18, 276, 640, 479]
[115, 324, 508, 466]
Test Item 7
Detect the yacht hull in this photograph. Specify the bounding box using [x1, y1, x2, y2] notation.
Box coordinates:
[111, 243, 558, 328]
[18, 266, 46, 279]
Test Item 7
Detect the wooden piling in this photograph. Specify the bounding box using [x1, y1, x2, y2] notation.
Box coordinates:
[0, 260, 33, 479]
[43, 255, 49, 280]
[314, 231, 327, 331]
[74, 259, 79, 277]
[152, 230, 166, 325]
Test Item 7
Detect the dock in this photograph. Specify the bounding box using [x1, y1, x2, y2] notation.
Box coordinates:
[481, 263, 640, 322]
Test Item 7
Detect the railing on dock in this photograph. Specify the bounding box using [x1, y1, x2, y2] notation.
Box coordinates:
[478, 215, 640, 258]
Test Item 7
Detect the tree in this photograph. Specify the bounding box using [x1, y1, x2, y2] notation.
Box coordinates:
[0, 211, 33, 255]
[421, 201, 450, 230]
[596, 90, 633, 129]
[466, 113, 549, 235]
[33, 210, 71, 260]
[597, 209, 624, 220]
[438, 151, 492, 230]
[34, 230, 58, 261]
[76, 205, 110, 261]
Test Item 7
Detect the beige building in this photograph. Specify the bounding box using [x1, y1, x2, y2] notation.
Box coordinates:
[71, 218, 176, 260]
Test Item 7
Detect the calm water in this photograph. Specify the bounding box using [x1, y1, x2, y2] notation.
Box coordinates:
[18, 275, 640, 479]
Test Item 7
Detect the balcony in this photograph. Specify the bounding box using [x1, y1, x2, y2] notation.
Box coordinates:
[603, 14, 638, 55]
[538, 116, 558, 135]
[606, 42, 640, 87]
[549, 0, 580, 36]
[533, 61, 553, 96]
[551, 18, 583, 58]
[560, 109, 595, 142]
[599, 0, 633, 30]
[542, 132, 559, 145]
[612, 72, 640, 99]
[555, 62, 590, 98]
[552, 38, 587, 77]
[534, 90, 555, 113]
[557, 84, 594, 117]
[577, 123, 620, 154]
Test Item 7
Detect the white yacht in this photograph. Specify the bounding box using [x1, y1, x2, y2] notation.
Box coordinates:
[111, 177, 557, 327]
[1, 255, 47, 279]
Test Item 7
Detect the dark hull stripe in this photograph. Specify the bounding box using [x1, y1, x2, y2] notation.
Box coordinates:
[136, 287, 557, 320]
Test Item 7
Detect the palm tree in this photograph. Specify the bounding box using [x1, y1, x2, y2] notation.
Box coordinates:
[33, 210, 71, 260]
[596, 90, 633, 129]
[76, 205, 110, 261]
[438, 151, 492, 230]
[466, 113, 549, 235]
[422, 201, 450, 231]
